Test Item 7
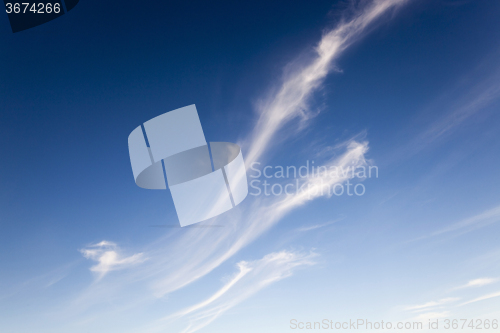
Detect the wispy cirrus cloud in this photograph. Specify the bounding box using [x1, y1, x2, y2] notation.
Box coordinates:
[244, 0, 408, 165]
[416, 83, 500, 149]
[399, 58, 500, 160]
[151, 251, 316, 333]
[428, 204, 500, 239]
[460, 291, 500, 307]
[455, 277, 498, 290]
[80, 241, 146, 279]
[409, 204, 500, 243]
[399, 278, 500, 324]
[401, 298, 455, 324]
[296, 216, 345, 232]
[404, 297, 460, 312]
[412, 311, 451, 322]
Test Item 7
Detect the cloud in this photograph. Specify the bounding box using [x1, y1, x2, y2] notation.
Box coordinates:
[397, 57, 500, 160]
[402, 298, 454, 324]
[417, 82, 500, 148]
[153, 251, 317, 333]
[296, 216, 345, 232]
[404, 297, 460, 312]
[412, 311, 451, 322]
[80, 241, 146, 279]
[455, 278, 498, 290]
[0, 261, 78, 300]
[244, 0, 407, 165]
[460, 291, 500, 307]
[429, 204, 500, 238]
[409, 204, 500, 243]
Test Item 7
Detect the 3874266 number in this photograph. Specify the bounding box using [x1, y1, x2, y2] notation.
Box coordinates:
[5, 3, 61, 14]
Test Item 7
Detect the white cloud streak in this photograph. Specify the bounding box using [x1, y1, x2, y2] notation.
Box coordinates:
[455, 278, 498, 290]
[417, 82, 500, 148]
[404, 297, 460, 312]
[152, 251, 316, 333]
[460, 291, 500, 307]
[399, 61, 500, 159]
[409, 204, 500, 243]
[244, 0, 408, 165]
[412, 311, 451, 322]
[80, 241, 146, 279]
[296, 216, 345, 232]
[430, 204, 500, 238]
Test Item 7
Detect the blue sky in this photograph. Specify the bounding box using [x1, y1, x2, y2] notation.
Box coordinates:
[1, 0, 500, 332]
